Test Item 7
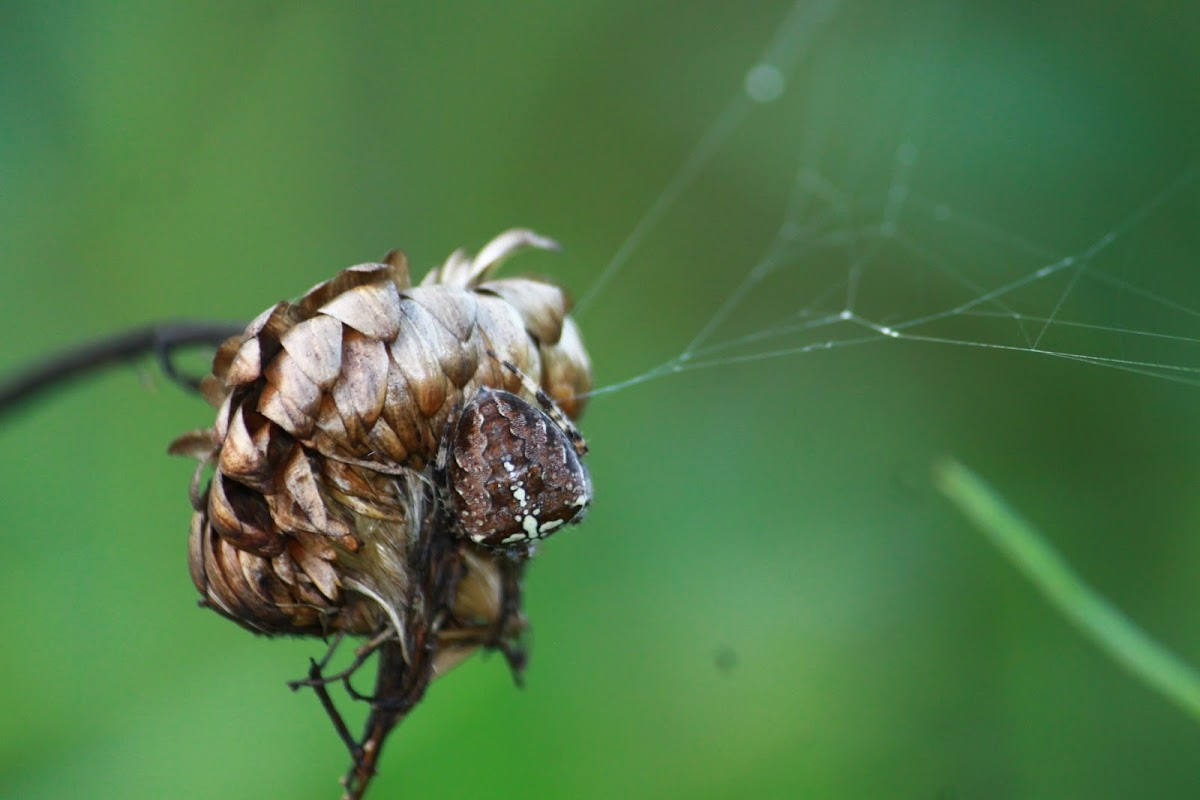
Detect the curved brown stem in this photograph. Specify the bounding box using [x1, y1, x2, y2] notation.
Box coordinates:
[0, 320, 245, 418]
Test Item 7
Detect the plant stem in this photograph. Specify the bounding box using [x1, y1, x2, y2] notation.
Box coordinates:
[0, 320, 245, 418]
[934, 457, 1200, 724]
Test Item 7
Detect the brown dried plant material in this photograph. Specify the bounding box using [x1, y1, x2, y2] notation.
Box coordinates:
[169, 229, 592, 797]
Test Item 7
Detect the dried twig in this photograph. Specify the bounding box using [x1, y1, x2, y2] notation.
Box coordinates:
[337, 509, 461, 799]
[0, 321, 245, 418]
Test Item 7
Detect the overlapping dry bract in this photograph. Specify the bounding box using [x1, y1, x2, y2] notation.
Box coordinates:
[171, 230, 591, 670]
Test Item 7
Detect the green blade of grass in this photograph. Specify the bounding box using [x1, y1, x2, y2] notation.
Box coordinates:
[933, 457, 1200, 724]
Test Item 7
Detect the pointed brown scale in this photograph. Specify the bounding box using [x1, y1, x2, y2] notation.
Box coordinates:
[408, 289, 481, 388]
[208, 472, 285, 557]
[298, 263, 392, 314]
[475, 295, 538, 375]
[290, 533, 340, 601]
[291, 577, 330, 617]
[304, 429, 407, 475]
[447, 341, 480, 390]
[280, 315, 344, 388]
[238, 548, 280, 607]
[213, 391, 241, 444]
[219, 405, 272, 488]
[313, 392, 350, 448]
[257, 466, 351, 543]
[327, 514, 357, 546]
[318, 278, 403, 341]
[332, 329, 390, 445]
[280, 445, 329, 530]
[213, 535, 270, 628]
[429, 337, 479, 392]
[198, 532, 241, 619]
[199, 374, 229, 408]
[222, 547, 286, 633]
[243, 302, 288, 340]
[258, 377, 316, 440]
[188, 512, 209, 597]
[478, 278, 569, 346]
[393, 299, 451, 419]
[365, 414, 409, 465]
[412, 285, 479, 342]
[421, 247, 470, 288]
[377, 367, 421, 462]
[404, 292, 471, 357]
[304, 494, 355, 542]
[271, 552, 296, 586]
[382, 249, 413, 289]
[259, 345, 324, 441]
[468, 229, 561, 286]
[264, 570, 307, 617]
[246, 415, 276, 488]
[210, 331, 248, 385]
[320, 459, 409, 523]
[329, 482, 403, 523]
[278, 500, 352, 545]
[206, 472, 246, 535]
[225, 336, 263, 386]
[239, 549, 302, 615]
[229, 303, 298, 384]
[298, 528, 338, 560]
[264, 350, 322, 421]
[168, 428, 216, 459]
[415, 333, 478, 392]
[320, 457, 370, 498]
[451, 354, 504, 413]
[263, 481, 319, 535]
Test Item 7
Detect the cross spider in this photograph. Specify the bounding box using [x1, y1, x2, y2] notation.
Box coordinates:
[434, 352, 591, 549]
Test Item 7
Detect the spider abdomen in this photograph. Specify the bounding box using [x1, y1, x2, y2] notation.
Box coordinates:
[445, 388, 591, 547]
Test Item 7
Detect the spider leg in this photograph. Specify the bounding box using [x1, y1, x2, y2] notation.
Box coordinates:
[484, 348, 588, 456]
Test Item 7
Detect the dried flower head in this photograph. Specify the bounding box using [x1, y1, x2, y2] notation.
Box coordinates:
[169, 229, 592, 797]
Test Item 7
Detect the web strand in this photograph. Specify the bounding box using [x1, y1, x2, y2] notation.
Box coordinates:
[573, 3, 1200, 404]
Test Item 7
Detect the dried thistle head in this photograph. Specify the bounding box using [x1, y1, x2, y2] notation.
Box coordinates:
[169, 229, 592, 684]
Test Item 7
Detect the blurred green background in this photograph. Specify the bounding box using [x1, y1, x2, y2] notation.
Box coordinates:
[3, 2, 1200, 798]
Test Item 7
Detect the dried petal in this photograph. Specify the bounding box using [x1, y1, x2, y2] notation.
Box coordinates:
[168, 428, 216, 459]
[299, 263, 393, 313]
[333, 330, 389, 443]
[280, 315, 344, 388]
[218, 406, 271, 488]
[290, 534, 340, 601]
[318, 279, 403, 341]
[226, 336, 263, 386]
[478, 278, 568, 345]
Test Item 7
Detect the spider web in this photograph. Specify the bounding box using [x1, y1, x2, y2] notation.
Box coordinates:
[572, 0, 1200, 401]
